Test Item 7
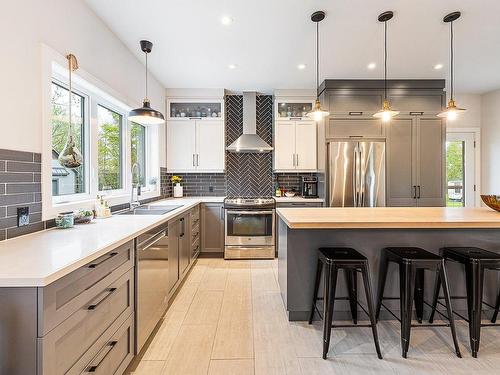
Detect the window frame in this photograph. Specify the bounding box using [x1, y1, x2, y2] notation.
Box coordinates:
[131, 122, 147, 188]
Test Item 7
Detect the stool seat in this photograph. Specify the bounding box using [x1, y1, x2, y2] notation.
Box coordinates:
[319, 247, 367, 263]
[384, 247, 442, 261]
[441, 247, 500, 262]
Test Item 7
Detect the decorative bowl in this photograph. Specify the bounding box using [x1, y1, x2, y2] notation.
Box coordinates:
[284, 191, 296, 197]
[481, 195, 500, 212]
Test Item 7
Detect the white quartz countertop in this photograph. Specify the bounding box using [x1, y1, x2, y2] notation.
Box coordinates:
[273, 196, 324, 203]
[0, 197, 224, 287]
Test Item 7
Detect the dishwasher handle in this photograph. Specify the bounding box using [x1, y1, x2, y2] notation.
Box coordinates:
[137, 229, 167, 251]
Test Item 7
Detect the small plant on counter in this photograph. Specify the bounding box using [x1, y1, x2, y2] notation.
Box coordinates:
[171, 175, 183, 185]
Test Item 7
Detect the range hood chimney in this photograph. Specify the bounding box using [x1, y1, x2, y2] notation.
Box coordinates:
[226, 92, 273, 153]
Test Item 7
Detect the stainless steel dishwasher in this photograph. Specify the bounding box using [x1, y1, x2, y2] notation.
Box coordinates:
[135, 223, 169, 353]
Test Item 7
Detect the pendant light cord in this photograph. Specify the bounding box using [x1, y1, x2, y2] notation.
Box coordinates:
[145, 52, 149, 101]
[450, 21, 454, 101]
[384, 20, 388, 100]
[69, 56, 72, 135]
[316, 21, 319, 100]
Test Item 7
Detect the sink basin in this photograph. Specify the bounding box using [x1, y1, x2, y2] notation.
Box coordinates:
[118, 204, 183, 215]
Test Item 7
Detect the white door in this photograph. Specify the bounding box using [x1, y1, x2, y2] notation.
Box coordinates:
[446, 131, 477, 207]
[274, 121, 296, 171]
[295, 120, 317, 171]
[167, 120, 196, 172]
[196, 120, 225, 172]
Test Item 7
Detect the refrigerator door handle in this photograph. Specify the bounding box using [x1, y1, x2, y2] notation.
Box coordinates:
[353, 146, 358, 207]
[358, 148, 364, 207]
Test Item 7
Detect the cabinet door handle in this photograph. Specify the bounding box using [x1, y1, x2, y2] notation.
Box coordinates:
[88, 252, 118, 269]
[292, 154, 295, 167]
[85, 340, 118, 372]
[87, 288, 117, 310]
[409, 111, 424, 116]
[189, 117, 202, 120]
[290, 117, 302, 120]
[349, 111, 363, 116]
[417, 185, 421, 199]
[413, 186, 417, 199]
[192, 154, 196, 167]
[196, 154, 199, 167]
[220, 207, 224, 220]
[296, 154, 299, 166]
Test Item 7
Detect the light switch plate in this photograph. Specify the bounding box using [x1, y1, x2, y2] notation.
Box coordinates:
[17, 207, 29, 227]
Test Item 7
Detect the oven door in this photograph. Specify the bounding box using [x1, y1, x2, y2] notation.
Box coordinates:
[225, 210, 275, 246]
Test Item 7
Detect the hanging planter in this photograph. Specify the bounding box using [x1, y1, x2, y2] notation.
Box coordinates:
[58, 54, 83, 169]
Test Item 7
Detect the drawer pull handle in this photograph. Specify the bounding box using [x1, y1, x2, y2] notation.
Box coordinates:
[349, 111, 363, 116]
[86, 340, 117, 372]
[409, 111, 424, 116]
[88, 288, 117, 310]
[88, 252, 118, 269]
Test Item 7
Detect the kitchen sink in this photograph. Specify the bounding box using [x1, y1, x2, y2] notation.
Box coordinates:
[118, 204, 183, 215]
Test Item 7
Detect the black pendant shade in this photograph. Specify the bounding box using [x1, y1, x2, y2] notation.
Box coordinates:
[129, 40, 165, 125]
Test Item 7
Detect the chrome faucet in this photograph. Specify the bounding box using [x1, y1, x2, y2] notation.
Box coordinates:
[131, 163, 141, 209]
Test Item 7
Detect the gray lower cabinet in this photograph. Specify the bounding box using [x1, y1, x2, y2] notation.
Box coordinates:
[276, 201, 323, 208]
[201, 203, 224, 253]
[168, 220, 180, 294]
[179, 214, 191, 276]
[168, 211, 194, 296]
[386, 116, 445, 207]
[190, 206, 201, 260]
[0, 241, 135, 375]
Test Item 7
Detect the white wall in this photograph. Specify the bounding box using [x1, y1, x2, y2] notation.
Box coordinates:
[481, 89, 500, 194]
[0, 0, 165, 164]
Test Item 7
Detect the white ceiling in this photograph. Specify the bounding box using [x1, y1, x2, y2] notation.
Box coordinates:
[85, 0, 500, 94]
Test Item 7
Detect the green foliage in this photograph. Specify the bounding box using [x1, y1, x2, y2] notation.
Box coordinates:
[98, 107, 122, 191]
[446, 141, 463, 182]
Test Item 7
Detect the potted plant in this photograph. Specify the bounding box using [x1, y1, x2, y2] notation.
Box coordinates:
[171, 175, 183, 198]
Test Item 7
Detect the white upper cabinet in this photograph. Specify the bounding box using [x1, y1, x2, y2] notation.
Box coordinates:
[167, 120, 197, 172]
[274, 120, 317, 172]
[196, 121, 225, 171]
[275, 99, 315, 120]
[167, 99, 224, 121]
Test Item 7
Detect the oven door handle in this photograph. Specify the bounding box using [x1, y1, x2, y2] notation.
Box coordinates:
[225, 210, 274, 215]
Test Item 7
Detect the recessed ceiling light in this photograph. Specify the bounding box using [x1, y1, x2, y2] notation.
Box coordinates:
[228, 64, 237, 69]
[434, 63, 444, 70]
[367, 62, 376, 70]
[297, 64, 306, 70]
[221, 16, 233, 25]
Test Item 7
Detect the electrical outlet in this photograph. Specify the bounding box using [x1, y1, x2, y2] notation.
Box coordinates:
[209, 186, 214, 192]
[17, 207, 29, 227]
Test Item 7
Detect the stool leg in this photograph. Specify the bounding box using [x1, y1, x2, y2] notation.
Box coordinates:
[309, 259, 323, 324]
[361, 262, 383, 359]
[465, 261, 484, 358]
[376, 252, 389, 321]
[344, 269, 358, 324]
[400, 262, 415, 358]
[414, 268, 425, 324]
[439, 260, 462, 358]
[429, 263, 442, 324]
[491, 288, 500, 323]
[322, 264, 338, 360]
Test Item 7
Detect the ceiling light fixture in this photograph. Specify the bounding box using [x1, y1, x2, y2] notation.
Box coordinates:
[228, 64, 237, 69]
[373, 11, 399, 122]
[368, 62, 376, 70]
[129, 40, 165, 125]
[221, 16, 233, 25]
[306, 11, 330, 122]
[297, 64, 306, 70]
[434, 63, 444, 70]
[437, 12, 466, 121]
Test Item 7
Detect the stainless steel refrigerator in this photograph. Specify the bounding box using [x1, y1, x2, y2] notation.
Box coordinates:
[328, 141, 386, 207]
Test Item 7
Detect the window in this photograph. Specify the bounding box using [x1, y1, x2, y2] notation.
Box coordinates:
[50, 82, 87, 196]
[98, 105, 123, 191]
[131, 122, 146, 186]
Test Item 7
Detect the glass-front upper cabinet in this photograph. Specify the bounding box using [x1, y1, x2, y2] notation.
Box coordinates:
[167, 99, 223, 120]
[275, 100, 314, 120]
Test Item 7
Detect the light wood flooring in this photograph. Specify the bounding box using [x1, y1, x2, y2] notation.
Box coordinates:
[127, 258, 500, 374]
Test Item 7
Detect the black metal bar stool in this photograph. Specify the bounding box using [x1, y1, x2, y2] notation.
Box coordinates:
[375, 247, 461, 358]
[308, 247, 382, 360]
[429, 247, 500, 358]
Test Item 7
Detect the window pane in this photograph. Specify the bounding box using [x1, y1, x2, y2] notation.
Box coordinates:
[446, 140, 465, 207]
[98, 105, 123, 191]
[131, 123, 146, 186]
[51, 82, 85, 196]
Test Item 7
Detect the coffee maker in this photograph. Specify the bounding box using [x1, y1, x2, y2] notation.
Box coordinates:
[300, 176, 318, 198]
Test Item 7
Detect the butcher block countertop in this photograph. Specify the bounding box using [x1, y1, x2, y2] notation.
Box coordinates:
[276, 207, 500, 229]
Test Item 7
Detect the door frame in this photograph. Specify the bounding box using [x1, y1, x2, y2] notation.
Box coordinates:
[446, 127, 481, 207]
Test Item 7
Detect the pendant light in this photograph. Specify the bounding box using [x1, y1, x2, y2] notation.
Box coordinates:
[58, 54, 83, 169]
[129, 40, 165, 125]
[437, 12, 466, 121]
[306, 11, 330, 122]
[373, 11, 399, 122]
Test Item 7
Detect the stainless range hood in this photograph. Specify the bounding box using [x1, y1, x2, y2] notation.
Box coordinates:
[226, 92, 273, 153]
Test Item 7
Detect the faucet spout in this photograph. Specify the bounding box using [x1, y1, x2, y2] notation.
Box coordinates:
[131, 163, 141, 209]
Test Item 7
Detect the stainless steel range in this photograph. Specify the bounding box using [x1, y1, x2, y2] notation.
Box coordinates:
[224, 197, 275, 259]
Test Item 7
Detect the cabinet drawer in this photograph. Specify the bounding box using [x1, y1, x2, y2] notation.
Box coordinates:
[69, 313, 134, 375]
[388, 95, 443, 115]
[327, 118, 384, 138]
[38, 241, 134, 336]
[276, 202, 323, 208]
[328, 94, 382, 113]
[38, 269, 134, 375]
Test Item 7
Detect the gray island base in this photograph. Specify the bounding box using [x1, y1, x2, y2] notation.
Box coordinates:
[277, 214, 500, 322]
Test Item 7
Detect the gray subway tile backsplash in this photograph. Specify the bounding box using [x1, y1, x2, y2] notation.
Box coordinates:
[0, 148, 43, 241]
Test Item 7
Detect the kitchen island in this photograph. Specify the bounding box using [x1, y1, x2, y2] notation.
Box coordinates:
[277, 207, 500, 321]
